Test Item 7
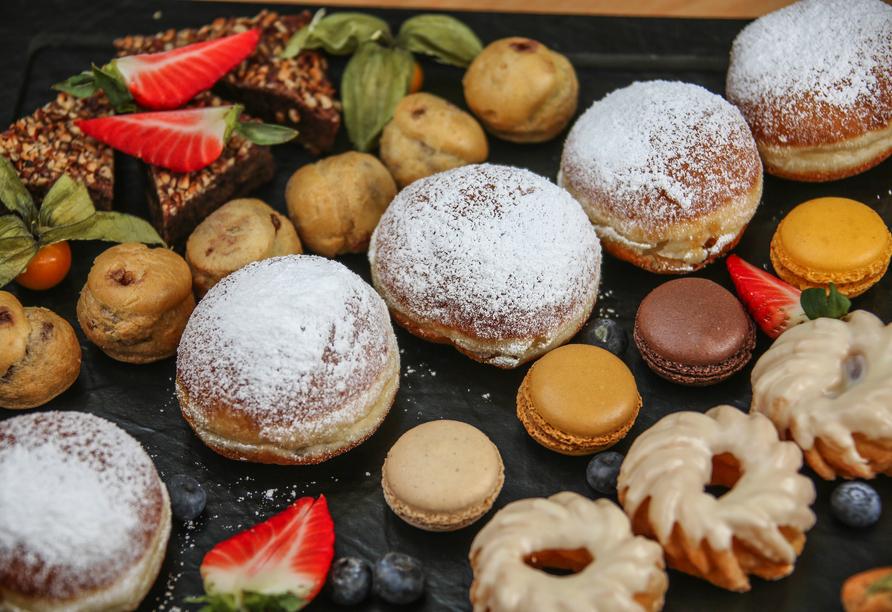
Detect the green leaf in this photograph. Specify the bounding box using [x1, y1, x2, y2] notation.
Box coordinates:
[233, 121, 299, 146]
[0, 156, 36, 228]
[0, 216, 39, 288]
[866, 571, 892, 597]
[186, 592, 307, 612]
[53, 70, 99, 98]
[38, 211, 165, 248]
[279, 11, 392, 58]
[92, 64, 136, 113]
[37, 175, 96, 230]
[801, 283, 851, 320]
[187, 593, 238, 612]
[395, 14, 483, 67]
[342, 42, 414, 152]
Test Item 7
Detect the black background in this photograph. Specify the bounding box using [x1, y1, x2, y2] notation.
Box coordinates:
[3, 2, 892, 611]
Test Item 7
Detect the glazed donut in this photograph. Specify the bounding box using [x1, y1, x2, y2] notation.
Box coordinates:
[0, 411, 171, 612]
[176, 255, 400, 465]
[559, 80, 762, 273]
[617, 405, 816, 592]
[751, 310, 892, 480]
[368, 163, 601, 368]
[0, 291, 81, 410]
[725, 0, 892, 181]
[469, 491, 668, 612]
[77, 243, 195, 363]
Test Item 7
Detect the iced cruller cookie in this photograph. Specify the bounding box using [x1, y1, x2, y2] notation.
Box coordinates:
[382, 420, 504, 531]
[770, 197, 892, 298]
[516, 344, 641, 455]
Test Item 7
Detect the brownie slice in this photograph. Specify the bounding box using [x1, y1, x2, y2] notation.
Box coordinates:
[114, 10, 340, 155]
[0, 93, 114, 211]
[144, 93, 275, 246]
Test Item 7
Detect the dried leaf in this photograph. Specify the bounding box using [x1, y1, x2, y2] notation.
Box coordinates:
[0, 216, 38, 288]
[0, 157, 36, 228]
[279, 11, 392, 58]
[38, 175, 96, 230]
[39, 211, 165, 247]
[395, 14, 482, 67]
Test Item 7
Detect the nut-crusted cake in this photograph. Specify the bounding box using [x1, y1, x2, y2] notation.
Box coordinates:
[0, 92, 114, 210]
[114, 10, 340, 155]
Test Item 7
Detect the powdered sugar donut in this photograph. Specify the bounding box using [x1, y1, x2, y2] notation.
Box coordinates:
[726, 0, 892, 181]
[176, 255, 400, 464]
[368, 163, 601, 368]
[559, 80, 762, 273]
[0, 410, 171, 612]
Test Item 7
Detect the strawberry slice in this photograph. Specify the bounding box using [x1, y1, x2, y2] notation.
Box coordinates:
[75, 105, 295, 173]
[196, 496, 335, 612]
[727, 254, 809, 339]
[112, 30, 260, 110]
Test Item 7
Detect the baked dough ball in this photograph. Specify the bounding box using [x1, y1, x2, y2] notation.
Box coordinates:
[186, 198, 302, 298]
[725, 0, 892, 181]
[463, 37, 578, 143]
[559, 80, 763, 273]
[369, 163, 601, 368]
[176, 255, 400, 465]
[285, 152, 397, 258]
[0, 410, 171, 612]
[77, 243, 195, 363]
[379, 92, 488, 189]
[0, 291, 81, 409]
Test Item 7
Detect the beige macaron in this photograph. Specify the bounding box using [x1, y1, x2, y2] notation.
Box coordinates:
[382, 420, 504, 531]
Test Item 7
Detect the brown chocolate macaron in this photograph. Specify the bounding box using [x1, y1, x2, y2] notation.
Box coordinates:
[634, 278, 755, 386]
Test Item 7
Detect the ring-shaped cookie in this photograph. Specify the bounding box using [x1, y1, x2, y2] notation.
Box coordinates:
[751, 310, 892, 480]
[469, 491, 667, 612]
[617, 405, 816, 592]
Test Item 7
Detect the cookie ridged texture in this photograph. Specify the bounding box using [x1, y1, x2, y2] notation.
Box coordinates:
[369, 164, 601, 342]
[0, 411, 164, 598]
[726, 0, 892, 147]
[560, 81, 761, 239]
[177, 255, 394, 448]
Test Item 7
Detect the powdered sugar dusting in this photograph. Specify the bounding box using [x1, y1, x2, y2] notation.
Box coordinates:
[177, 256, 394, 444]
[560, 81, 760, 234]
[0, 411, 162, 597]
[369, 164, 601, 340]
[726, 0, 892, 145]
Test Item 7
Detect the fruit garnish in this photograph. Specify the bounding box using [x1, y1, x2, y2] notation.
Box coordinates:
[55, 30, 260, 112]
[727, 254, 808, 339]
[167, 474, 207, 522]
[326, 557, 373, 606]
[279, 10, 482, 152]
[575, 318, 628, 357]
[75, 105, 296, 173]
[831, 482, 881, 528]
[192, 495, 335, 612]
[0, 157, 164, 290]
[14, 240, 71, 290]
[371, 552, 425, 605]
[586, 451, 624, 495]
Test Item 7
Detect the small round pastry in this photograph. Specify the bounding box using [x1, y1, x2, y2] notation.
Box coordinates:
[379, 92, 488, 189]
[285, 151, 397, 258]
[368, 163, 601, 369]
[176, 255, 400, 465]
[381, 420, 504, 531]
[769, 197, 892, 298]
[185, 198, 302, 298]
[77, 243, 195, 363]
[559, 80, 763, 273]
[0, 292, 80, 409]
[0, 410, 171, 612]
[516, 344, 641, 455]
[463, 37, 578, 143]
[469, 492, 668, 612]
[617, 405, 816, 592]
[634, 278, 756, 386]
[751, 310, 892, 480]
[725, 0, 892, 181]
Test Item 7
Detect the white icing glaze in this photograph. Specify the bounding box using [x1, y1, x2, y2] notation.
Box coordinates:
[751, 310, 892, 476]
[470, 492, 666, 612]
[618, 406, 815, 562]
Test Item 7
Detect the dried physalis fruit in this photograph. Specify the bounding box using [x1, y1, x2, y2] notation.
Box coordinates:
[842, 567, 892, 612]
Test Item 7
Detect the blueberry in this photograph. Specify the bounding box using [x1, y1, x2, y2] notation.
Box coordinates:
[326, 557, 372, 606]
[372, 552, 425, 605]
[586, 451, 624, 495]
[831, 481, 881, 527]
[576, 318, 628, 357]
[167, 474, 206, 521]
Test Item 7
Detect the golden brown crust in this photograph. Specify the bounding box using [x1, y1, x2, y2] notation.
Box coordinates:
[0, 291, 30, 376]
[842, 567, 892, 612]
[0, 307, 81, 410]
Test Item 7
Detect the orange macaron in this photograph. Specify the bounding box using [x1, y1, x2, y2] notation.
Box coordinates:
[516, 344, 641, 455]
[770, 197, 892, 298]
